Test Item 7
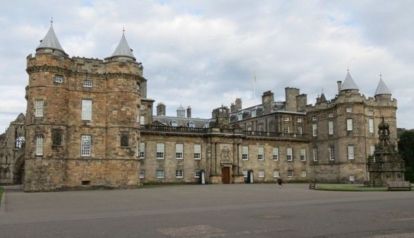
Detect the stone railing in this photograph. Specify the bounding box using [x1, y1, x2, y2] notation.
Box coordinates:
[140, 125, 307, 139]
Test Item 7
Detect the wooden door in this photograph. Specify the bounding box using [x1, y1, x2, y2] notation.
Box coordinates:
[222, 167, 230, 184]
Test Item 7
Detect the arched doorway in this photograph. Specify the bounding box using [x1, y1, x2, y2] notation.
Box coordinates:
[246, 170, 254, 184]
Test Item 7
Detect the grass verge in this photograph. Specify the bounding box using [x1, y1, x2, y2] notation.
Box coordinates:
[315, 183, 388, 192]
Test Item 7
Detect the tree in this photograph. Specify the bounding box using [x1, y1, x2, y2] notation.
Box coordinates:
[398, 130, 414, 182]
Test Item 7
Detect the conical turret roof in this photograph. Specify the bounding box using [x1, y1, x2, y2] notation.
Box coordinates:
[110, 32, 135, 60]
[375, 77, 391, 95]
[36, 23, 65, 53]
[341, 70, 359, 91]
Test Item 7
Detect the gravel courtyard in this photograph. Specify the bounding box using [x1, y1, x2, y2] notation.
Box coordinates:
[1, 184, 414, 238]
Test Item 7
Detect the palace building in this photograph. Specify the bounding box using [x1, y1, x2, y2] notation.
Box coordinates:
[0, 24, 398, 191]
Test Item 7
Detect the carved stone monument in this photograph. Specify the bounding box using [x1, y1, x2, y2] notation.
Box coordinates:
[368, 117, 406, 187]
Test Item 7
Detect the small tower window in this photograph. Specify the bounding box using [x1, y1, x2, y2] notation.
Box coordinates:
[35, 135, 44, 156]
[81, 135, 92, 157]
[52, 129, 62, 146]
[83, 79, 93, 88]
[34, 100, 44, 118]
[53, 75, 64, 84]
[120, 133, 129, 147]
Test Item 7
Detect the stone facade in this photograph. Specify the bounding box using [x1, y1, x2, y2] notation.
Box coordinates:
[4, 24, 398, 191]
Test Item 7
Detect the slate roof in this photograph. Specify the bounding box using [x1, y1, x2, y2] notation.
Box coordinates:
[375, 78, 391, 95]
[110, 33, 135, 60]
[36, 24, 65, 53]
[341, 71, 359, 91]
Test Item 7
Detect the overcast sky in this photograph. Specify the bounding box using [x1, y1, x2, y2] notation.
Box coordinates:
[1, 0, 414, 133]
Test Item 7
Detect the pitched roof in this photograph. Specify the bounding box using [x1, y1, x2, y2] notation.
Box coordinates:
[341, 71, 359, 91]
[36, 24, 65, 52]
[375, 78, 391, 95]
[111, 33, 135, 60]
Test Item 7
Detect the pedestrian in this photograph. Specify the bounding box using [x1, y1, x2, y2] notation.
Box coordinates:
[277, 178, 283, 188]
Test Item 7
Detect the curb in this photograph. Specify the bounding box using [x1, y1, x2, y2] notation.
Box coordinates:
[0, 190, 5, 213]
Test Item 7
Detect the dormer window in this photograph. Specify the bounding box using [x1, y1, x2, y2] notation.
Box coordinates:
[188, 121, 195, 128]
[53, 75, 64, 84]
[237, 112, 243, 121]
[251, 110, 256, 117]
[171, 121, 178, 127]
[83, 79, 93, 88]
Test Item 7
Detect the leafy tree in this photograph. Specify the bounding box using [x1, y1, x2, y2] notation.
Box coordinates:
[398, 130, 414, 182]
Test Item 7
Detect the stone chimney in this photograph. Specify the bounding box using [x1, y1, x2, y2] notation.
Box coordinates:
[156, 103, 166, 116]
[285, 87, 300, 112]
[262, 91, 274, 114]
[235, 98, 242, 111]
[186, 106, 192, 118]
[296, 94, 307, 112]
[177, 105, 185, 118]
[337, 81, 342, 93]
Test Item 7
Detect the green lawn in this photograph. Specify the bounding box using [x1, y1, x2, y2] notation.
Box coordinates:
[315, 183, 388, 192]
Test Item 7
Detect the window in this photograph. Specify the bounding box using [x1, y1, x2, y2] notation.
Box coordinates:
[140, 116, 145, 126]
[188, 121, 195, 128]
[171, 121, 178, 127]
[287, 170, 293, 177]
[120, 133, 129, 147]
[328, 121, 334, 135]
[283, 117, 290, 122]
[300, 148, 306, 161]
[83, 79, 93, 88]
[312, 147, 318, 161]
[258, 170, 265, 178]
[53, 75, 64, 84]
[15, 136, 25, 149]
[368, 119, 374, 134]
[194, 170, 201, 178]
[328, 113, 334, 118]
[176, 170, 184, 178]
[156, 170, 165, 179]
[81, 135, 92, 156]
[156, 143, 164, 159]
[301, 171, 307, 177]
[81, 99, 92, 121]
[34, 100, 44, 117]
[258, 146, 264, 160]
[284, 127, 290, 134]
[312, 116, 317, 121]
[273, 171, 280, 178]
[251, 110, 256, 117]
[346, 119, 353, 131]
[176, 144, 183, 159]
[297, 126, 303, 135]
[312, 123, 317, 137]
[370, 145, 375, 156]
[52, 129, 62, 146]
[237, 113, 242, 121]
[35, 135, 43, 156]
[242, 170, 248, 178]
[349, 175, 355, 182]
[242, 146, 249, 160]
[287, 147, 293, 161]
[194, 144, 201, 160]
[297, 118, 302, 123]
[329, 145, 335, 161]
[272, 147, 279, 160]
[347, 145, 355, 160]
[346, 107, 352, 113]
[139, 170, 145, 179]
[139, 142, 145, 158]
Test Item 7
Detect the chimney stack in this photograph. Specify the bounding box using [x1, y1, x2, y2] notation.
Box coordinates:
[156, 103, 166, 116]
[187, 106, 192, 118]
[337, 81, 342, 93]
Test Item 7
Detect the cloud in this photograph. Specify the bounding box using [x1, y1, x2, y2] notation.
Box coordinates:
[0, 0, 414, 132]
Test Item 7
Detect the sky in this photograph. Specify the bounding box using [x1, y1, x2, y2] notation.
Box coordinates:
[1, 0, 414, 133]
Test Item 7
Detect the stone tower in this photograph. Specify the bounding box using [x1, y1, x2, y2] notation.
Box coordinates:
[24, 23, 143, 191]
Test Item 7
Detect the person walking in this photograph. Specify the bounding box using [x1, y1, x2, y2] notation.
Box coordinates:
[277, 178, 283, 188]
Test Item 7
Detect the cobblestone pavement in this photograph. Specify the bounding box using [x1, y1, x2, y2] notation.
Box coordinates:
[1, 184, 414, 238]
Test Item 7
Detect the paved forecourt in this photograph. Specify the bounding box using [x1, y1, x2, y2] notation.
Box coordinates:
[1, 184, 414, 238]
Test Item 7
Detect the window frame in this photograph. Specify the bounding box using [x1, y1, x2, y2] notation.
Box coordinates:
[175, 143, 184, 159]
[34, 100, 44, 118]
[35, 135, 44, 156]
[194, 144, 201, 160]
[81, 99, 92, 121]
[156, 143, 165, 159]
[80, 135, 92, 157]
